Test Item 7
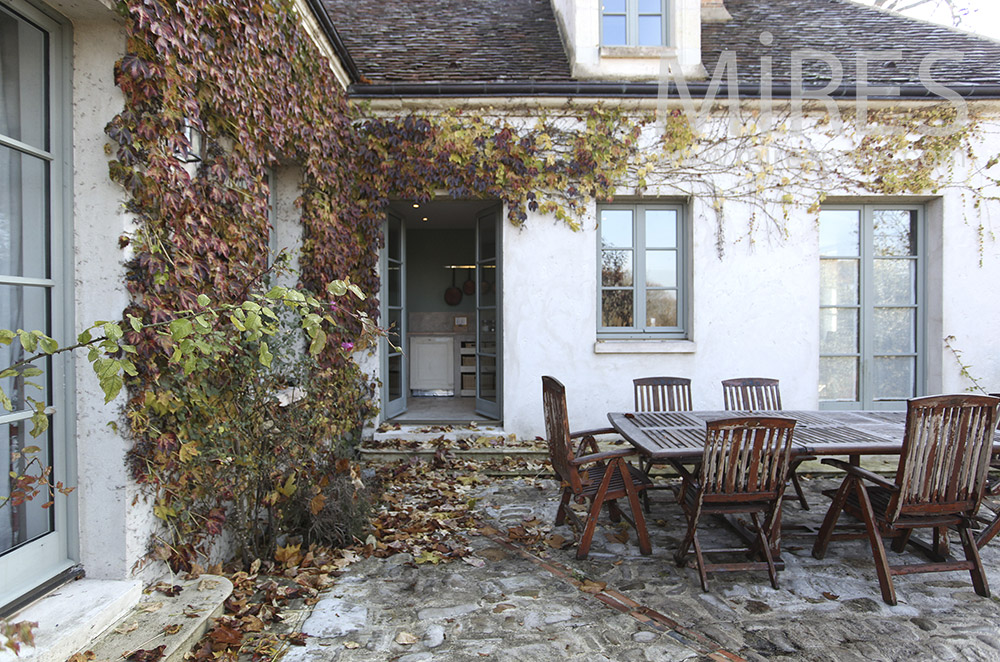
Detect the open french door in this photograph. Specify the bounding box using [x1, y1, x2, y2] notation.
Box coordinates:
[382, 213, 407, 418]
[474, 207, 501, 419]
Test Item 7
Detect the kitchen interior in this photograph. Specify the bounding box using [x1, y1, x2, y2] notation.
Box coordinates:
[389, 199, 499, 422]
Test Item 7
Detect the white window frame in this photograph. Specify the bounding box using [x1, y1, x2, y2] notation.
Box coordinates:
[597, 202, 687, 340]
[0, 0, 76, 611]
[600, 0, 669, 48]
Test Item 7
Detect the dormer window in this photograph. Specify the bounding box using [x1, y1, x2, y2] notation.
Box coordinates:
[601, 0, 668, 47]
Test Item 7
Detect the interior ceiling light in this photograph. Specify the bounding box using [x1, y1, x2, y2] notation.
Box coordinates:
[412, 203, 420, 208]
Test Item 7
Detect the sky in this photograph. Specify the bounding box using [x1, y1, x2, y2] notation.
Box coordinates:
[853, 0, 1000, 40]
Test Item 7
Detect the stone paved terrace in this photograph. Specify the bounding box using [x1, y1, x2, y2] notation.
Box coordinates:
[281, 471, 1000, 662]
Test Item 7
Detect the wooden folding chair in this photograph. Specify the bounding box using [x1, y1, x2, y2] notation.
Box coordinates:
[542, 376, 653, 560]
[674, 416, 797, 591]
[632, 377, 692, 511]
[722, 377, 811, 509]
[634, 376, 693, 413]
[812, 394, 1000, 605]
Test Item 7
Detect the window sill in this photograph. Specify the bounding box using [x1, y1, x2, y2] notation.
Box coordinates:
[594, 339, 696, 354]
[599, 45, 675, 59]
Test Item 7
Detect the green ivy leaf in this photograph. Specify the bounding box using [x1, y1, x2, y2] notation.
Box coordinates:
[258, 342, 273, 368]
[308, 329, 326, 355]
[197, 293, 211, 307]
[169, 318, 194, 340]
[0, 329, 14, 345]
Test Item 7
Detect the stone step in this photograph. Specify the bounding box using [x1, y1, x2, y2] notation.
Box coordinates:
[68, 574, 232, 662]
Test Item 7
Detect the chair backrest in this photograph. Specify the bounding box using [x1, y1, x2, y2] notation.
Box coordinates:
[699, 417, 796, 501]
[634, 376, 693, 412]
[889, 394, 1000, 521]
[541, 376, 583, 493]
[722, 378, 782, 411]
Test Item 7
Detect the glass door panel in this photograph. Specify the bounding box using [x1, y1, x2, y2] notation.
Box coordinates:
[475, 207, 500, 419]
[383, 214, 406, 418]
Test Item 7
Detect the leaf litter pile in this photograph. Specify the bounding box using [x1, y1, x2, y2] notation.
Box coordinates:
[177, 447, 565, 661]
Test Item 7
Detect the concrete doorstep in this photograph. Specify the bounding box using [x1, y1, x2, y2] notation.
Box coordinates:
[77, 575, 231, 662]
[49, 574, 232, 662]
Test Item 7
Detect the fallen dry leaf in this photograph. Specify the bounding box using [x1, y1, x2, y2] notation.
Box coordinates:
[492, 603, 516, 613]
[66, 653, 95, 662]
[344, 641, 361, 649]
[544, 534, 570, 549]
[162, 623, 182, 635]
[822, 591, 840, 600]
[124, 645, 166, 662]
[153, 583, 182, 597]
[139, 602, 164, 613]
[197, 578, 220, 591]
[395, 631, 418, 645]
[462, 556, 486, 568]
[113, 621, 138, 635]
[579, 579, 607, 594]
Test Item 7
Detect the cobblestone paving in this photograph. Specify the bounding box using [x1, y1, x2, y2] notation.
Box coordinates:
[283, 476, 1000, 661]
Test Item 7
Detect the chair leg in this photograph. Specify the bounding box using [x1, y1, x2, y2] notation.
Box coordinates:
[575, 467, 615, 560]
[976, 510, 1000, 549]
[607, 499, 624, 523]
[788, 465, 810, 510]
[639, 457, 653, 513]
[812, 476, 853, 559]
[958, 524, 990, 598]
[752, 512, 779, 590]
[619, 459, 651, 555]
[555, 488, 572, 526]
[675, 506, 700, 566]
[890, 529, 911, 554]
[692, 534, 709, 592]
[932, 525, 950, 561]
[854, 481, 896, 606]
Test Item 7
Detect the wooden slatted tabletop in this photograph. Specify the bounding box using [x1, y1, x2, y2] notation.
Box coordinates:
[607, 410, 928, 460]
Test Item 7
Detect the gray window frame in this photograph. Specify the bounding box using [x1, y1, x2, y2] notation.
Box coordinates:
[819, 203, 925, 411]
[597, 202, 687, 340]
[600, 0, 669, 47]
[0, 0, 76, 610]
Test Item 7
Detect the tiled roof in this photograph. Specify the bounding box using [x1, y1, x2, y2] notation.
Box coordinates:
[321, 0, 1000, 91]
[320, 0, 572, 84]
[703, 0, 1000, 87]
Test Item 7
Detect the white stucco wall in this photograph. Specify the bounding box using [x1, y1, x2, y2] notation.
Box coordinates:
[492, 107, 1000, 440]
[67, 11, 159, 581]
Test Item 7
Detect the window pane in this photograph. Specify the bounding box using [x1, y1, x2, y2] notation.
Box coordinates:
[386, 265, 400, 307]
[873, 356, 915, 400]
[639, 0, 662, 13]
[873, 307, 915, 354]
[645, 209, 676, 247]
[873, 209, 916, 257]
[600, 209, 632, 248]
[819, 259, 858, 306]
[819, 209, 860, 256]
[387, 215, 401, 261]
[1, 420, 52, 553]
[820, 308, 858, 354]
[819, 357, 858, 402]
[873, 258, 915, 306]
[0, 147, 48, 279]
[387, 308, 401, 348]
[645, 250, 676, 287]
[478, 212, 496, 260]
[387, 354, 402, 400]
[637, 15, 662, 46]
[601, 250, 633, 286]
[602, 290, 633, 327]
[0, 8, 47, 150]
[479, 264, 496, 308]
[646, 289, 676, 327]
[602, 0, 626, 12]
[601, 14, 627, 45]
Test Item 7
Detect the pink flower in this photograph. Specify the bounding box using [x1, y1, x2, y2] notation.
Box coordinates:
[340, 341, 354, 351]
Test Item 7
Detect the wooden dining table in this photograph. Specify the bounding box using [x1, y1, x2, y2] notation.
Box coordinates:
[607, 409, 1000, 562]
[607, 409, 919, 462]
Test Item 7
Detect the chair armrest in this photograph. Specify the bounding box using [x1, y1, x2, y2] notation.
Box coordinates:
[571, 448, 637, 466]
[570, 427, 618, 455]
[821, 458, 899, 492]
[570, 427, 617, 439]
